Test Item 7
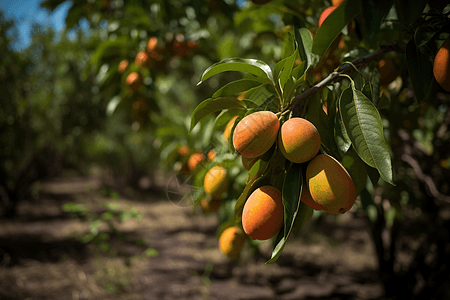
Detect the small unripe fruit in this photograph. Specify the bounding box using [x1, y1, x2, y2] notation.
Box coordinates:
[233, 111, 280, 159]
[223, 116, 239, 144]
[378, 58, 398, 86]
[200, 197, 221, 213]
[126, 72, 142, 91]
[219, 226, 247, 259]
[204, 166, 229, 200]
[278, 118, 321, 164]
[318, 6, 337, 28]
[433, 36, 450, 92]
[306, 154, 356, 214]
[242, 186, 283, 240]
[118, 59, 129, 73]
[188, 152, 204, 172]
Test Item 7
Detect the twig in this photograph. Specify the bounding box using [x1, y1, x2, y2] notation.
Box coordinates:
[282, 43, 404, 114]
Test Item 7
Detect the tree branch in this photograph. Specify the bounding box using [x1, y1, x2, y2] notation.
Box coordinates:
[282, 43, 404, 114]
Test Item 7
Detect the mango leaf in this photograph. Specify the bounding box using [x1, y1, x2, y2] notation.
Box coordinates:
[266, 230, 285, 264]
[360, 0, 394, 48]
[212, 79, 264, 98]
[274, 52, 297, 94]
[283, 164, 303, 236]
[292, 202, 314, 234]
[291, 61, 306, 80]
[334, 110, 351, 157]
[281, 32, 296, 60]
[394, 0, 428, 26]
[339, 87, 394, 185]
[295, 28, 315, 70]
[312, 0, 361, 62]
[366, 164, 380, 187]
[341, 147, 368, 196]
[405, 39, 433, 103]
[198, 58, 273, 85]
[306, 93, 331, 153]
[190, 97, 244, 131]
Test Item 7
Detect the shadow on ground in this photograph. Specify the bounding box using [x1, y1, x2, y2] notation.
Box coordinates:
[0, 175, 384, 300]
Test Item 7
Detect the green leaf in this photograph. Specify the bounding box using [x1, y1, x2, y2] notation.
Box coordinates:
[291, 61, 306, 80]
[293, 202, 314, 234]
[341, 147, 368, 196]
[282, 163, 303, 238]
[266, 231, 286, 264]
[281, 32, 296, 60]
[295, 28, 315, 70]
[312, 0, 361, 62]
[274, 49, 297, 94]
[334, 110, 351, 157]
[212, 79, 264, 98]
[366, 164, 380, 187]
[190, 97, 245, 131]
[198, 58, 273, 85]
[305, 93, 331, 153]
[394, 0, 428, 26]
[339, 87, 394, 185]
[405, 39, 433, 103]
[360, 0, 394, 48]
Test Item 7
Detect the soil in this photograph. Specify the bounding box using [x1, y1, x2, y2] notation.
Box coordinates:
[0, 175, 384, 300]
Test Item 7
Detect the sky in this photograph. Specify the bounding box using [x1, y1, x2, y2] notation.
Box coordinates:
[0, 0, 71, 50]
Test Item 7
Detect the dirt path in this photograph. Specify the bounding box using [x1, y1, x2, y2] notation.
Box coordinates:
[0, 176, 384, 300]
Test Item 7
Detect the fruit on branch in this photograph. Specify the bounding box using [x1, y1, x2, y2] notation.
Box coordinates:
[433, 36, 450, 92]
[188, 152, 205, 172]
[251, 0, 272, 5]
[204, 166, 229, 200]
[126, 72, 142, 91]
[242, 156, 258, 171]
[300, 183, 323, 211]
[278, 118, 321, 164]
[200, 197, 221, 213]
[242, 186, 283, 240]
[135, 51, 153, 68]
[306, 154, 356, 214]
[378, 58, 398, 86]
[207, 149, 216, 161]
[118, 59, 129, 73]
[223, 115, 239, 144]
[318, 6, 337, 28]
[233, 111, 280, 158]
[219, 226, 247, 259]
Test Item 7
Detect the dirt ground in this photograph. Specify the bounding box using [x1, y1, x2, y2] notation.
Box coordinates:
[0, 175, 385, 300]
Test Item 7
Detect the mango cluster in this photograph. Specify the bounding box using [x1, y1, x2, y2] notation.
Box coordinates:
[228, 110, 356, 244]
